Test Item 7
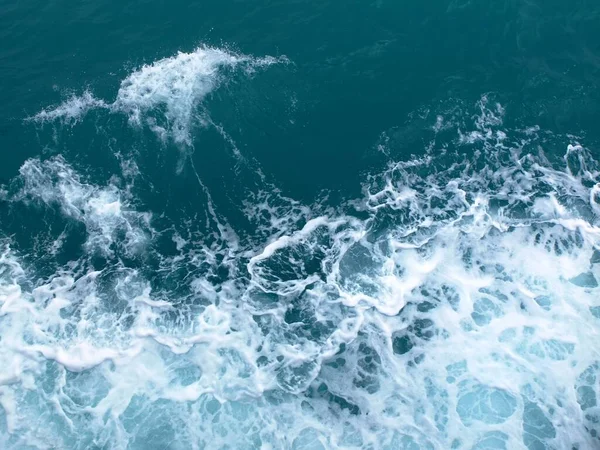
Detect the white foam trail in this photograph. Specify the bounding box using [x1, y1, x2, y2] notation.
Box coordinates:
[30, 91, 108, 124]
[28, 46, 286, 145]
[4, 96, 600, 449]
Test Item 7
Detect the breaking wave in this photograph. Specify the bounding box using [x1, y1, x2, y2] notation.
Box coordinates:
[5, 46, 600, 450]
[30, 46, 287, 145]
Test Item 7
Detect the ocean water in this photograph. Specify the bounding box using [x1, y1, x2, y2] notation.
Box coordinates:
[1, 1, 600, 449]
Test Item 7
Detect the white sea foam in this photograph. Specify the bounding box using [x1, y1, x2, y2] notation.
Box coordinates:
[16, 156, 151, 256]
[30, 91, 108, 124]
[3, 96, 600, 449]
[29, 46, 286, 145]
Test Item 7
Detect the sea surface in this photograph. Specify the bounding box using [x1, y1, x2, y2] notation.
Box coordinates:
[1, 1, 600, 449]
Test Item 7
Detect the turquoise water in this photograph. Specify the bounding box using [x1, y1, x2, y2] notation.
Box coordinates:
[1, 1, 600, 449]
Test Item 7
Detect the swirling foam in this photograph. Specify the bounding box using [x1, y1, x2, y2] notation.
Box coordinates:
[4, 95, 600, 449]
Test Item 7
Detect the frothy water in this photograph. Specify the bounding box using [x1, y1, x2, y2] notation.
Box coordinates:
[4, 47, 600, 450]
[30, 46, 287, 145]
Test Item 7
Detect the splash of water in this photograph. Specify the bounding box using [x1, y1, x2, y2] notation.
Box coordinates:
[7, 56, 600, 450]
[30, 46, 287, 145]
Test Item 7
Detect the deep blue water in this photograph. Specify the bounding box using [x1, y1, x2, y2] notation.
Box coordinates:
[1, 1, 600, 449]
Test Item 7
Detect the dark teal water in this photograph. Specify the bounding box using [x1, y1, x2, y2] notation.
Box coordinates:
[1, 1, 600, 449]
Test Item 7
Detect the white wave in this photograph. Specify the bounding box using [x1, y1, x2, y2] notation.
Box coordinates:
[113, 47, 242, 145]
[241, 97, 600, 449]
[3, 96, 600, 449]
[28, 46, 286, 145]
